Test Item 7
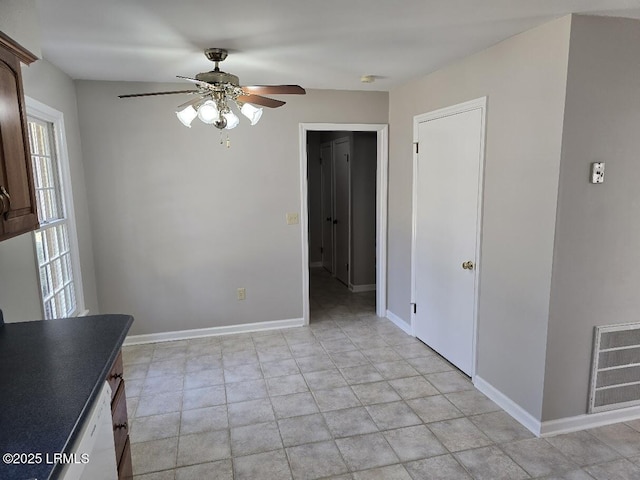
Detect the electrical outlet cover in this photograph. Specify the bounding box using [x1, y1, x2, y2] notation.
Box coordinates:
[591, 162, 605, 184]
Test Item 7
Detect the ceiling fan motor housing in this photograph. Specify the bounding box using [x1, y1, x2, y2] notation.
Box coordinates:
[195, 70, 239, 86]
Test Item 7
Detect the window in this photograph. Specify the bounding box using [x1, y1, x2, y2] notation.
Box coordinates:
[26, 98, 84, 319]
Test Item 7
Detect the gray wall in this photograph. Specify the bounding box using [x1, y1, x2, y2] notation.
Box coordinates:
[543, 16, 640, 421]
[388, 16, 572, 419]
[351, 132, 377, 286]
[0, 0, 41, 58]
[307, 131, 323, 265]
[0, 6, 98, 321]
[75, 82, 388, 335]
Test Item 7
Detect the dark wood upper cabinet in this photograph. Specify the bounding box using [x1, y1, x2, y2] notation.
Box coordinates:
[0, 31, 39, 242]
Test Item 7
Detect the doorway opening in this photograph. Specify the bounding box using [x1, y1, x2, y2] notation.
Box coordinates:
[299, 124, 388, 325]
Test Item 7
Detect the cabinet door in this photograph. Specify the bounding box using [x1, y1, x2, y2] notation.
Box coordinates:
[0, 44, 39, 240]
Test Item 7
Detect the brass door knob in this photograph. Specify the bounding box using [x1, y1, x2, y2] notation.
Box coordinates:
[462, 261, 474, 270]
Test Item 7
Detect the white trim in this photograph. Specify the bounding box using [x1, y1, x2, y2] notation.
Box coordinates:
[413, 97, 489, 123]
[410, 97, 487, 379]
[376, 127, 389, 318]
[385, 310, 413, 336]
[25, 96, 86, 318]
[124, 318, 305, 346]
[474, 375, 542, 436]
[349, 284, 376, 293]
[475, 374, 640, 438]
[540, 405, 640, 437]
[299, 123, 389, 325]
[309, 261, 323, 268]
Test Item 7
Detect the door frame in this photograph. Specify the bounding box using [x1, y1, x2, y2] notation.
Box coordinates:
[410, 97, 487, 378]
[299, 123, 389, 325]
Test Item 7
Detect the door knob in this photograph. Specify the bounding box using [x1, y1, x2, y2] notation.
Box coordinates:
[333, 219, 338, 224]
[326, 217, 332, 222]
[462, 261, 474, 270]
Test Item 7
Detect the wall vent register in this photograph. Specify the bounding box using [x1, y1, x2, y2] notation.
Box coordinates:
[589, 322, 640, 413]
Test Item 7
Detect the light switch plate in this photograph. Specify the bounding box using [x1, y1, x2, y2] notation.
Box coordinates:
[286, 213, 299, 225]
[591, 162, 605, 184]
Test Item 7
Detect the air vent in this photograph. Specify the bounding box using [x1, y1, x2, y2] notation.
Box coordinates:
[589, 323, 640, 413]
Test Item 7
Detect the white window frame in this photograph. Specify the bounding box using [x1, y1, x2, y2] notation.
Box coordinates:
[26, 96, 86, 318]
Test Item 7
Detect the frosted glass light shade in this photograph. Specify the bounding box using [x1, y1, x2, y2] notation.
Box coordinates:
[197, 101, 219, 124]
[223, 111, 240, 129]
[176, 105, 197, 127]
[240, 103, 263, 125]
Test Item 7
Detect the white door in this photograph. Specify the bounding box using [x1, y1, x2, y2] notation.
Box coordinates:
[320, 142, 333, 273]
[333, 138, 350, 285]
[412, 101, 485, 377]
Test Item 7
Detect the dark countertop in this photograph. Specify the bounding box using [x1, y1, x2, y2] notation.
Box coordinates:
[0, 314, 133, 480]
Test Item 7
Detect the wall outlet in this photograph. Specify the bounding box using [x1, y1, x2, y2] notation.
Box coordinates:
[237, 288, 246, 301]
[591, 162, 605, 184]
[286, 213, 299, 225]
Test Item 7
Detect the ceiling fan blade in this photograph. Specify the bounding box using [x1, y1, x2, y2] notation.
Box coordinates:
[242, 85, 306, 95]
[118, 89, 198, 98]
[237, 94, 286, 108]
[176, 95, 206, 110]
[177, 75, 213, 89]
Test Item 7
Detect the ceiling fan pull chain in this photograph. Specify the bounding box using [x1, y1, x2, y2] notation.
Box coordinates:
[226, 135, 231, 148]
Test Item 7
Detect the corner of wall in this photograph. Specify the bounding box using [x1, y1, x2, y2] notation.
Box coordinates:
[542, 14, 640, 422]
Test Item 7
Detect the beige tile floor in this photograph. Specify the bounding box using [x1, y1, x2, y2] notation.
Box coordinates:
[123, 268, 640, 479]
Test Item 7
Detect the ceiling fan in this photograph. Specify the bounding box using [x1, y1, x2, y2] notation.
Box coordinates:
[119, 48, 306, 130]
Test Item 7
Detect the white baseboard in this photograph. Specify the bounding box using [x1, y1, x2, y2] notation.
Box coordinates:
[385, 310, 413, 335]
[309, 261, 323, 268]
[539, 405, 640, 437]
[124, 318, 305, 346]
[474, 375, 640, 437]
[349, 284, 376, 293]
[473, 375, 542, 436]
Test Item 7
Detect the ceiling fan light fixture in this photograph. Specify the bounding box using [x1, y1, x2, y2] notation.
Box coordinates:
[176, 105, 198, 127]
[197, 100, 219, 124]
[122, 49, 306, 139]
[240, 103, 263, 125]
[223, 110, 240, 130]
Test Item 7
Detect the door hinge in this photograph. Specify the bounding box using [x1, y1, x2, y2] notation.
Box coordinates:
[414, 142, 419, 154]
[319, 157, 322, 165]
[346, 154, 349, 162]
[320, 247, 323, 253]
[346, 263, 349, 271]
[411, 303, 417, 314]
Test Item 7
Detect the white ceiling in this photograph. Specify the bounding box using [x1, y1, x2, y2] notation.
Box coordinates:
[35, 0, 640, 91]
